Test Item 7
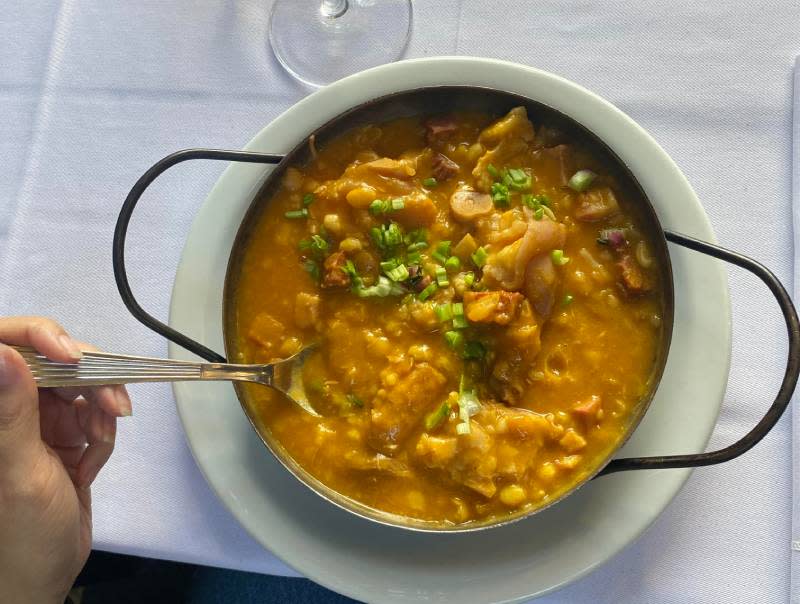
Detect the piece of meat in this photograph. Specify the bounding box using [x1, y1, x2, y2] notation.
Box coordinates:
[449, 188, 493, 222]
[424, 115, 458, 142]
[524, 254, 558, 318]
[532, 144, 574, 186]
[617, 253, 652, 295]
[361, 157, 417, 179]
[490, 301, 541, 404]
[394, 192, 437, 228]
[294, 292, 320, 330]
[463, 290, 523, 325]
[369, 362, 447, 454]
[321, 251, 350, 289]
[431, 153, 459, 181]
[343, 451, 411, 477]
[471, 137, 530, 192]
[572, 395, 602, 419]
[481, 212, 566, 291]
[574, 186, 620, 222]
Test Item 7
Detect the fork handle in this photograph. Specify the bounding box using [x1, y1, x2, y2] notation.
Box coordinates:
[11, 346, 268, 388]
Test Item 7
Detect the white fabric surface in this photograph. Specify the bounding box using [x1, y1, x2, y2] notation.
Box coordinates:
[1, 1, 797, 602]
[791, 55, 800, 601]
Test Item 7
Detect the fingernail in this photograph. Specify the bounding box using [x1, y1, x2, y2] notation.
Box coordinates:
[117, 388, 132, 417]
[58, 335, 83, 360]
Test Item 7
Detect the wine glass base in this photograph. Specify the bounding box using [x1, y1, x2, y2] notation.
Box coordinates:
[269, 0, 413, 88]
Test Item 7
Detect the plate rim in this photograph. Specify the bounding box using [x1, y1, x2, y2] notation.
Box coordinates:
[169, 56, 732, 603]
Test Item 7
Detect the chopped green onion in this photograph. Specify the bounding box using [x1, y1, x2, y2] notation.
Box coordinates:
[391, 197, 405, 211]
[462, 341, 486, 360]
[445, 256, 461, 272]
[380, 258, 399, 273]
[435, 266, 449, 287]
[418, 281, 438, 301]
[491, 182, 510, 208]
[452, 302, 464, 317]
[404, 228, 428, 245]
[341, 260, 363, 289]
[463, 272, 475, 288]
[424, 402, 451, 431]
[423, 177, 438, 188]
[542, 206, 556, 221]
[505, 168, 532, 192]
[302, 260, 320, 281]
[487, 164, 500, 179]
[432, 240, 451, 264]
[407, 250, 422, 265]
[534, 207, 544, 220]
[407, 241, 428, 252]
[562, 293, 574, 306]
[435, 303, 453, 322]
[568, 169, 597, 192]
[507, 167, 527, 183]
[355, 275, 405, 298]
[302, 193, 315, 206]
[369, 199, 386, 215]
[456, 422, 471, 435]
[551, 249, 570, 266]
[456, 388, 481, 435]
[452, 315, 469, 329]
[386, 263, 409, 282]
[299, 234, 328, 257]
[370, 227, 385, 250]
[347, 394, 364, 408]
[383, 222, 403, 247]
[471, 247, 489, 268]
[523, 193, 550, 209]
[444, 330, 463, 349]
[284, 208, 308, 219]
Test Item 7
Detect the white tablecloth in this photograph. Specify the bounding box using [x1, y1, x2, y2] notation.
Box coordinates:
[1, 2, 798, 602]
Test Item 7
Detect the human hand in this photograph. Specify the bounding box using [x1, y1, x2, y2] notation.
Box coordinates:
[0, 317, 131, 604]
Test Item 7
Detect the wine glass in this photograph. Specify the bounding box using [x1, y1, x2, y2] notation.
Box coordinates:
[269, 0, 413, 88]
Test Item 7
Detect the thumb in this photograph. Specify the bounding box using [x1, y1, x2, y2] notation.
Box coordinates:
[0, 344, 42, 469]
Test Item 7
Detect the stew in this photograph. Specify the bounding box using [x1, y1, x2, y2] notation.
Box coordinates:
[232, 107, 664, 525]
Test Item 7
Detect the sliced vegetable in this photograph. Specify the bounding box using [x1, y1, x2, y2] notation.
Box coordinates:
[391, 198, 405, 211]
[418, 281, 439, 301]
[386, 263, 409, 282]
[435, 303, 453, 322]
[284, 208, 309, 219]
[423, 177, 438, 187]
[432, 240, 451, 264]
[487, 164, 500, 179]
[462, 341, 486, 360]
[505, 167, 532, 192]
[463, 271, 475, 288]
[568, 169, 597, 192]
[406, 250, 422, 265]
[551, 249, 570, 266]
[424, 402, 451, 431]
[302, 193, 315, 206]
[444, 256, 461, 272]
[435, 266, 449, 287]
[534, 207, 544, 220]
[491, 182, 510, 207]
[298, 234, 328, 257]
[471, 246, 489, 267]
[562, 293, 574, 306]
[355, 276, 405, 298]
[444, 330, 463, 349]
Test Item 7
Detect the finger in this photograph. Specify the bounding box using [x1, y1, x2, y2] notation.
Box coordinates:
[0, 344, 44, 470]
[39, 390, 86, 448]
[54, 340, 133, 417]
[77, 403, 116, 487]
[0, 316, 82, 362]
[53, 384, 132, 418]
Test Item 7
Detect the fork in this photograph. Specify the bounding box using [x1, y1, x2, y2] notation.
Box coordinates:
[12, 344, 320, 416]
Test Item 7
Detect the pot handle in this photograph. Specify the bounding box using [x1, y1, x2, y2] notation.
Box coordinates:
[113, 148, 284, 364]
[598, 229, 800, 476]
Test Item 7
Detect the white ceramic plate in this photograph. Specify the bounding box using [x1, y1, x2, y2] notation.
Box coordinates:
[169, 58, 731, 603]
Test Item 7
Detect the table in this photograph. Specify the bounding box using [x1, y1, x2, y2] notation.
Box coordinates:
[1, 2, 797, 602]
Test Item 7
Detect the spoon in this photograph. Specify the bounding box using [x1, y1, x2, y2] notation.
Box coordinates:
[11, 344, 320, 417]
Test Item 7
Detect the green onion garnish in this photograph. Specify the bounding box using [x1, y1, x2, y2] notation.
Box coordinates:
[435, 303, 453, 322]
[523, 193, 550, 209]
[432, 240, 451, 264]
[407, 250, 422, 265]
[380, 258, 399, 273]
[435, 266, 449, 287]
[391, 198, 405, 211]
[347, 393, 364, 408]
[302, 193, 315, 206]
[505, 168, 532, 192]
[562, 293, 574, 306]
[462, 341, 486, 360]
[463, 272, 475, 288]
[383, 222, 403, 247]
[370, 226, 385, 250]
[404, 228, 428, 245]
[423, 177, 437, 187]
[452, 302, 464, 317]
[302, 259, 320, 281]
[285, 208, 308, 219]
[424, 402, 451, 431]
[445, 256, 461, 272]
[386, 263, 409, 282]
[487, 164, 500, 179]
[452, 315, 468, 329]
[491, 182, 510, 208]
[534, 207, 544, 220]
[407, 241, 427, 252]
[568, 169, 597, 192]
[471, 247, 488, 268]
[551, 249, 570, 266]
[355, 276, 405, 298]
[418, 281, 438, 301]
[444, 330, 463, 349]
[299, 234, 328, 257]
[369, 199, 386, 215]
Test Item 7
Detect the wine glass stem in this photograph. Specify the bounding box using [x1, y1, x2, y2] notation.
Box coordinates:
[320, 0, 348, 19]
